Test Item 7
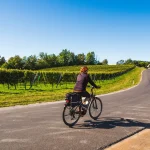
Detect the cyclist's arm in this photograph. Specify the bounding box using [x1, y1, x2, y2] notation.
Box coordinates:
[87, 75, 98, 88]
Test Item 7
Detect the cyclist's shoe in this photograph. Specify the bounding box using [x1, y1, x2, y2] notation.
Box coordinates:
[80, 110, 87, 117]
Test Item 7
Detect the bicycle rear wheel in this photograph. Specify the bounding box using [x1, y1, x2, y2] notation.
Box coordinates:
[89, 97, 103, 120]
[62, 104, 80, 127]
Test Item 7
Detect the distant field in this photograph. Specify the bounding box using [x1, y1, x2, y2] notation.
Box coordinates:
[41, 65, 135, 73]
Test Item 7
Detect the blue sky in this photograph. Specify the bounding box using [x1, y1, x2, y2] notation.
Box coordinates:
[0, 0, 150, 64]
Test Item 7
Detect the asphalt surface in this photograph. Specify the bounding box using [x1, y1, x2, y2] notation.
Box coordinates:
[0, 69, 150, 150]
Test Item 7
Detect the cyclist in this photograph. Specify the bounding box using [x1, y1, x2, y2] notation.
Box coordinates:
[73, 66, 100, 115]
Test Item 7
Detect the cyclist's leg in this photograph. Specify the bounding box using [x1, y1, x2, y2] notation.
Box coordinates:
[80, 91, 90, 98]
[80, 91, 90, 105]
[79, 91, 90, 115]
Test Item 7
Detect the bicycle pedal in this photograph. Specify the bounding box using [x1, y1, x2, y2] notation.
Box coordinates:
[81, 110, 87, 116]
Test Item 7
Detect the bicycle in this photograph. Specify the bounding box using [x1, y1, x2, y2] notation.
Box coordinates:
[62, 86, 103, 127]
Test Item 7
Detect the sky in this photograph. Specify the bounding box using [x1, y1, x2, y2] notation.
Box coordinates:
[0, 0, 150, 64]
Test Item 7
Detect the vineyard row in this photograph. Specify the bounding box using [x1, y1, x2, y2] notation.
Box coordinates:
[0, 65, 135, 89]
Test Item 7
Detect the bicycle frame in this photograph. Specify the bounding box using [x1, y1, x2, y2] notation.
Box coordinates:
[62, 86, 103, 126]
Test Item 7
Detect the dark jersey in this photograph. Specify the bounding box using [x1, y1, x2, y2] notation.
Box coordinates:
[73, 73, 97, 92]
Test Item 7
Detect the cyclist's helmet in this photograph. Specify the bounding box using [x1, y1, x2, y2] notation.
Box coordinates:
[80, 66, 88, 73]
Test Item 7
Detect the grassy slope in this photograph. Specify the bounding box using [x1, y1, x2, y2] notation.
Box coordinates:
[40, 64, 134, 73]
[0, 67, 145, 107]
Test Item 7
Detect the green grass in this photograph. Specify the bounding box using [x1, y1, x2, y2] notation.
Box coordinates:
[0, 67, 144, 107]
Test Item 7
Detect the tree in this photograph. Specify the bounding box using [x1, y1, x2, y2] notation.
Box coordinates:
[57, 49, 71, 66]
[116, 60, 125, 65]
[5, 55, 23, 69]
[39, 52, 47, 60]
[124, 58, 133, 64]
[23, 55, 38, 70]
[138, 61, 149, 68]
[0, 56, 6, 66]
[97, 61, 102, 65]
[37, 59, 49, 69]
[132, 60, 139, 66]
[102, 59, 108, 65]
[37, 52, 58, 69]
[37, 52, 49, 69]
[130, 60, 150, 68]
[76, 53, 85, 65]
[67, 52, 76, 66]
[48, 54, 58, 67]
[85, 51, 96, 65]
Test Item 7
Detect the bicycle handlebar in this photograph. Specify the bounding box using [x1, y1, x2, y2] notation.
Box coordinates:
[90, 86, 101, 95]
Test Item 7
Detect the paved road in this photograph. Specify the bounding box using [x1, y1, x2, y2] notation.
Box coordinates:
[0, 69, 150, 150]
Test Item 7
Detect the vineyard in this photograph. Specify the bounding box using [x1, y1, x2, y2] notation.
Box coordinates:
[0, 65, 135, 90]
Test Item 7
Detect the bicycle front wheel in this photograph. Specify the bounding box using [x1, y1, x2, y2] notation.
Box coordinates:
[89, 97, 103, 120]
[62, 104, 80, 127]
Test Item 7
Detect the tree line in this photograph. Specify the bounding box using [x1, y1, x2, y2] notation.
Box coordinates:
[0, 49, 149, 70]
[0, 49, 108, 70]
[116, 58, 150, 68]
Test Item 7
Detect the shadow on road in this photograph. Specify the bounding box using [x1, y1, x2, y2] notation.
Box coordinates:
[74, 117, 150, 129]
